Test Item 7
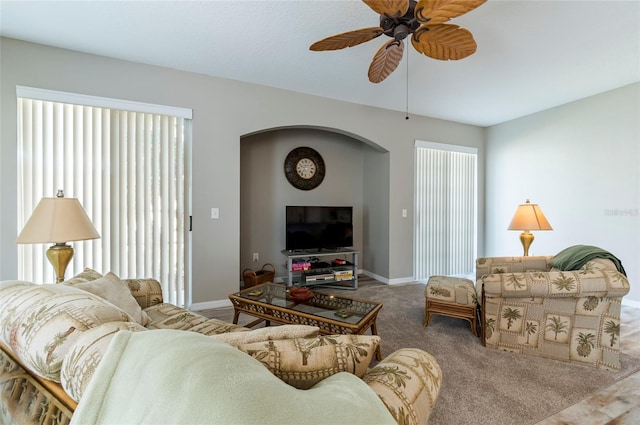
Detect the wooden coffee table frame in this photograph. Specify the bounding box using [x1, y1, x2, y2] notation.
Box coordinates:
[229, 283, 383, 359]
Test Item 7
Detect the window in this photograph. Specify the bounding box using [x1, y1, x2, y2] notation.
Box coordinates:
[414, 141, 477, 281]
[17, 87, 192, 307]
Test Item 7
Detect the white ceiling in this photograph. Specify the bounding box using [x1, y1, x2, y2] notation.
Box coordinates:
[1, 0, 639, 127]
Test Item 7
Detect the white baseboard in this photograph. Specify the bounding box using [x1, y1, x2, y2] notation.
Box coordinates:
[361, 270, 388, 284]
[190, 298, 232, 311]
[361, 270, 416, 285]
[388, 277, 419, 285]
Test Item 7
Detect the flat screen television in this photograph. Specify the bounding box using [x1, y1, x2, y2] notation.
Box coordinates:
[286, 206, 353, 251]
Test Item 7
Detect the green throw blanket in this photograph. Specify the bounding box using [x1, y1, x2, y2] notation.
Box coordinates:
[70, 329, 395, 425]
[549, 245, 627, 276]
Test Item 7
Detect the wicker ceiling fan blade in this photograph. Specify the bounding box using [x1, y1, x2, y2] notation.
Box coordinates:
[310, 27, 384, 51]
[368, 39, 405, 83]
[411, 24, 477, 60]
[415, 0, 487, 25]
[363, 0, 409, 19]
[310, 0, 486, 82]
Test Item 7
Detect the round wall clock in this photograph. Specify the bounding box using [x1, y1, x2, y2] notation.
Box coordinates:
[284, 147, 325, 190]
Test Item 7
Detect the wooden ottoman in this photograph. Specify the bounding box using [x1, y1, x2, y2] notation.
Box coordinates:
[424, 275, 479, 337]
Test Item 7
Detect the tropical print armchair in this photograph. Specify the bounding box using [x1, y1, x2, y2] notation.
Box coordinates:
[476, 255, 630, 370]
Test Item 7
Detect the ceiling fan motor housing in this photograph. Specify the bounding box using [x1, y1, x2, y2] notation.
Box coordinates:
[380, 0, 420, 41]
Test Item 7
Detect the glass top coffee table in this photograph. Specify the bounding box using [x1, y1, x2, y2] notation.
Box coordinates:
[229, 283, 383, 359]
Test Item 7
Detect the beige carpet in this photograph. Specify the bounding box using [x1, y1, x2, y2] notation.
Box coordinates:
[199, 279, 640, 425]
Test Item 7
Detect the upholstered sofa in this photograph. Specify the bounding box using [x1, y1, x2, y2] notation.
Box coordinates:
[0, 269, 442, 425]
[476, 250, 630, 371]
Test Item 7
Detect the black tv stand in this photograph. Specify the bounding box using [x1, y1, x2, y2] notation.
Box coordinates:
[281, 248, 358, 290]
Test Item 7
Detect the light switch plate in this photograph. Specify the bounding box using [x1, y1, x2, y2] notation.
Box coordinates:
[211, 208, 219, 219]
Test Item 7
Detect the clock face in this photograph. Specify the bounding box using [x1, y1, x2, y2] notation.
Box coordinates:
[284, 147, 325, 190]
[296, 158, 316, 179]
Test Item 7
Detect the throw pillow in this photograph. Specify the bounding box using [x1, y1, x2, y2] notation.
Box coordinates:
[121, 278, 164, 309]
[75, 272, 151, 326]
[238, 334, 380, 389]
[363, 348, 443, 425]
[61, 267, 103, 286]
[0, 281, 36, 346]
[580, 258, 617, 273]
[209, 325, 319, 347]
[7, 283, 133, 382]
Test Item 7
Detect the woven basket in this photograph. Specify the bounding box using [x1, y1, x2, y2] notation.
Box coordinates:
[242, 263, 276, 288]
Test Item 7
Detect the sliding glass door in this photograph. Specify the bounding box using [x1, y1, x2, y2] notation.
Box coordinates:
[17, 87, 192, 307]
[414, 141, 477, 281]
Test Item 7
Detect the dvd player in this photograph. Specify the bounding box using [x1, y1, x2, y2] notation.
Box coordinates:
[305, 272, 334, 282]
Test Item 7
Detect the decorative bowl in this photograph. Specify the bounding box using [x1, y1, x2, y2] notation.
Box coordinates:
[288, 287, 314, 303]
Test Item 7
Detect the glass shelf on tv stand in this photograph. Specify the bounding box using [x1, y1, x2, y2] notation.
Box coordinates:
[281, 248, 359, 290]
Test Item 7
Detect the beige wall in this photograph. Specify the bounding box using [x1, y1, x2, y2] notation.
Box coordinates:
[0, 37, 485, 305]
[486, 83, 640, 302]
[363, 146, 391, 278]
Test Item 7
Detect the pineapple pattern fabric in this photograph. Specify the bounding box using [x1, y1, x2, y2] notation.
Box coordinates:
[477, 256, 629, 371]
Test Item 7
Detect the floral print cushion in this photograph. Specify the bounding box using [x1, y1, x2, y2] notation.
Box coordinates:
[237, 334, 380, 389]
[2, 282, 132, 382]
[363, 348, 442, 425]
[61, 321, 146, 402]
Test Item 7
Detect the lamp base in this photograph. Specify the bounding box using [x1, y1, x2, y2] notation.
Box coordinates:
[46, 243, 74, 283]
[519, 231, 534, 257]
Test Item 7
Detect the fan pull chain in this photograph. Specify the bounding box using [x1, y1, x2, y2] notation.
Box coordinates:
[405, 48, 409, 120]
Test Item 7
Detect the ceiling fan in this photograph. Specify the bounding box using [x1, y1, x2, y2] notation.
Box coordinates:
[310, 0, 487, 83]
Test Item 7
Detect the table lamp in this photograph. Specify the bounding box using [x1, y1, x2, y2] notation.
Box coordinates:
[508, 199, 552, 256]
[16, 190, 100, 283]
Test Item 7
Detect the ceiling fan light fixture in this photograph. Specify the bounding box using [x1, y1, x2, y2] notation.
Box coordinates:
[394, 24, 409, 40]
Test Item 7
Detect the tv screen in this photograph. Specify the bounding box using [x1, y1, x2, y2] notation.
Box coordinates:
[286, 206, 353, 251]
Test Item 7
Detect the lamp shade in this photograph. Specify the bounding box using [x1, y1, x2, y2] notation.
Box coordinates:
[16, 197, 100, 244]
[508, 199, 552, 231]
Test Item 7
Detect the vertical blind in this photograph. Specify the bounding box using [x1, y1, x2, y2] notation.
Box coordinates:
[414, 143, 477, 281]
[17, 94, 191, 306]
